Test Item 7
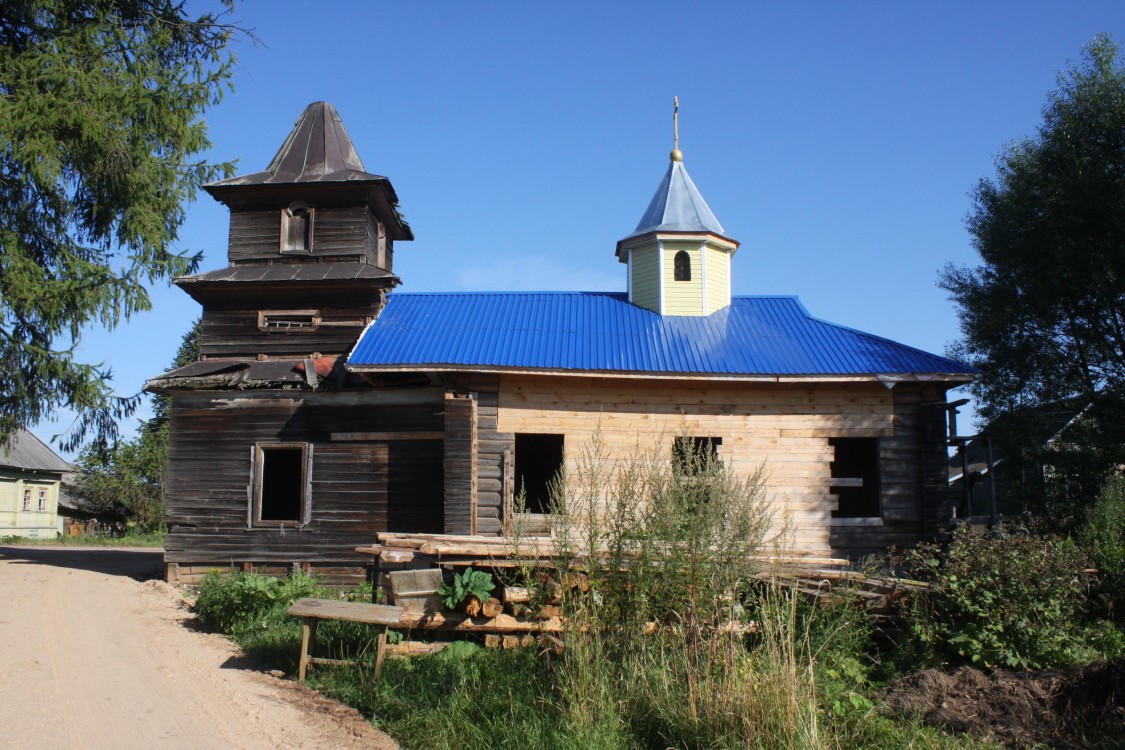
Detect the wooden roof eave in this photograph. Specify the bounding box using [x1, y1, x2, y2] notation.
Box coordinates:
[343, 362, 978, 386]
[615, 229, 740, 262]
[174, 275, 400, 305]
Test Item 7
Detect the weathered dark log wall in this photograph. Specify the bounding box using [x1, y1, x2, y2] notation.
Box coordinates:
[228, 205, 379, 264]
[829, 383, 953, 559]
[446, 374, 506, 535]
[199, 305, 378, 358]
[164, 389, 444, 583]
[443, 393, 477, 535]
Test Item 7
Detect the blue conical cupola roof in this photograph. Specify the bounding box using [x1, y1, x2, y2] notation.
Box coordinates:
[623, 158, 725, 241]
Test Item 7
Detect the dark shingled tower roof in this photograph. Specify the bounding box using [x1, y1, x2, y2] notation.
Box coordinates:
[208, 101, 384, 185]
[203, 101, 413, 240]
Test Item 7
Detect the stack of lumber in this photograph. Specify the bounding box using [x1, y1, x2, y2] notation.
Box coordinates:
[360, 532, 858, 578]
[358, 532, 925, 624]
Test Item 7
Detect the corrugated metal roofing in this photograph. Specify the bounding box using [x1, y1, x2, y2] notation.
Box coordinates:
[0, 429, 72, 473]
[621, 159, 726, 242]
[347, 292, 978, 378]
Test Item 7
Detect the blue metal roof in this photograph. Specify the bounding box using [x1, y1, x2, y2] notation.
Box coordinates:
[621, 159, 727, 242]
[347, 292, 977, 378]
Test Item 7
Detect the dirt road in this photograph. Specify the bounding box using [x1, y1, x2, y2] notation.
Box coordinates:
[0, 546, 398, 750]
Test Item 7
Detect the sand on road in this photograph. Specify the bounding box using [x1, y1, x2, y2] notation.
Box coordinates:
[0, 546, 398, 750]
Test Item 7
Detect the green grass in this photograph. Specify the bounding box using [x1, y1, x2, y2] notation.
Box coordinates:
[0, 531, 165, 547]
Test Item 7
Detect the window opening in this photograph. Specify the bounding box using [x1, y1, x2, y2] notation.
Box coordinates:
[253, 444, 309, 525]
[673, 436, 722, 476]
[375, 220, 388, 268]
[674, 250, 692, 281]
[22, 488, 31, 511]
[259, 311, 319, 331]
[829, 437, 880, 517]
[37, 487, 47, 512]
[514, 434, 564, 515]
[281, 202, 313, 253]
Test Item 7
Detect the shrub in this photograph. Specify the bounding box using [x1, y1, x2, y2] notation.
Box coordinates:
[902, 524, 1092, 670]
[194, 570, 321, 633]
[1080, 476, 1125, 623]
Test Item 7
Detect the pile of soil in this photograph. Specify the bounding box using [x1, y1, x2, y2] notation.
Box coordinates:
[879, 658, 1125, 748]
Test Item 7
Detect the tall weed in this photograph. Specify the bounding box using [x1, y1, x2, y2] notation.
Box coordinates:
[545, 430, 833, 749]
[1080, 476, 1125, 624]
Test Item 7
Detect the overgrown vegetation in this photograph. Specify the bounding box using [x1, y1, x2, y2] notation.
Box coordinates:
[195, 570, 377, 671]
[1080, 476, 1125, 625]
[192, 435, 1020, 749]
[898, 524, 1105, 670]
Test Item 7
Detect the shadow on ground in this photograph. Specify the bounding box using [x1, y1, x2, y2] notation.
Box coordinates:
[0, 545, 163, 580]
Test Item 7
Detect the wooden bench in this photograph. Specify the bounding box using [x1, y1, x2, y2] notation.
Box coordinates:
[287, 598, 405, 682]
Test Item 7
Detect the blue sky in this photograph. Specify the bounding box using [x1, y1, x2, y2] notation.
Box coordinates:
[35, 1, 1125, 456]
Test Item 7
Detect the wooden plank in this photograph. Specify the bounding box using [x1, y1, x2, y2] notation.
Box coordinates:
[287, 598, 404, 625]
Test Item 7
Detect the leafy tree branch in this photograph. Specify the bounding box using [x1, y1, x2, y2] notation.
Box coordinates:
[0, 0, 245, 450]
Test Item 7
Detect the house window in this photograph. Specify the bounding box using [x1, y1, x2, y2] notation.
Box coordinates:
[22, 488, 31, 511]
[514, 434, 564, 515]
[251, 443, 311, 526]
[37, 487, 47, 512]
[673, 436, 722, 476]
[674, 250, 692, 281]
[829, 437, 880, 518]
[280, 202, 314, 253]
[258, 310, 319, 331]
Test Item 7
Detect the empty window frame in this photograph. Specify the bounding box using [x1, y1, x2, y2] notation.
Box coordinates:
[280, 202, 314, 253]
[829, 437, 880, 518]
[375, 220, 388, 269]
[22, 488, 31, 511]
[673, 436, 722, 476]
[258, 310, 319, 331]
[250, 443, 312, 527]
[673, 250, 692, 281]
[37, 487, 47, 512]
[514, 434, 564, 515]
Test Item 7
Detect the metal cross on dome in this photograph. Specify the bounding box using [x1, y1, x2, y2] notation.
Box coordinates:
[673, 96, 679, 151]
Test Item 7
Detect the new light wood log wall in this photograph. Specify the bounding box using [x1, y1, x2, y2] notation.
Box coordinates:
[472, 374, 954, 558]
